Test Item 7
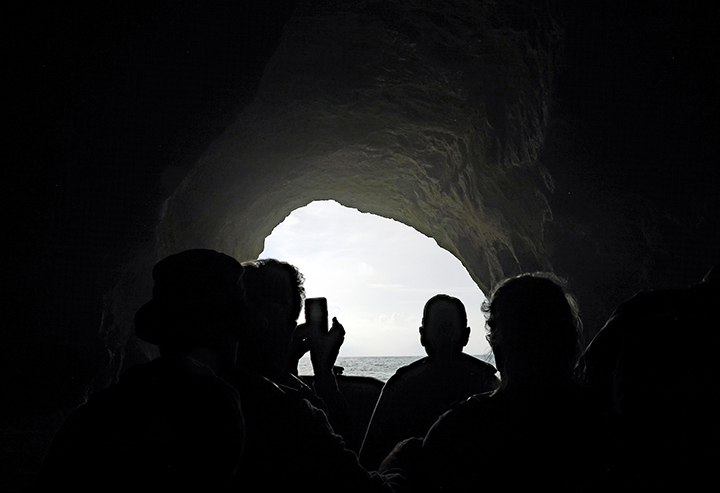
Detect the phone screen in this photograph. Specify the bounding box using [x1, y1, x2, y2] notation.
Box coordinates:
[305, 297, 328, 332]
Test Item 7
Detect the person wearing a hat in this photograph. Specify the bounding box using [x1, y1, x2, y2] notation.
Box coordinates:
[38, 249, 247, 492]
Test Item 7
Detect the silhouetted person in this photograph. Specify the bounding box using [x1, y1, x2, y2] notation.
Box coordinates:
[226, 259, 401, 492]
[37, 249, 247, 492]
[581, 264, 720, 490]
[239, 258, 353, 443]
[395, 273, 610, 492]
[579, 287, 687, 415]
[238, 258, 308, 383]
[359, 294, 498, 470]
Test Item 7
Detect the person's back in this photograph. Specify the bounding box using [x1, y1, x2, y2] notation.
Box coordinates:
[420, 377, 605, 492]
[410, 274, 610, 492]
[593, 265, 720, 490]
[228, 365, 399, 493]
[360, 295, 498, 470]
[37, 249, 248, 492]
[38, 357, 245, 492]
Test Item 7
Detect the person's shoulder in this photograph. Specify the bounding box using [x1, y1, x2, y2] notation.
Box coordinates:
[231, 368, 293, 406]
[459, 353, 497, 374]
[433, 391, 505, 444]
[435, 390, 493, 421]
[376, 358, 428, 400]
[423, 392, 493, 450]
[386, 357, 428, 383]
[456, 389, 496, 410]
[118, 357, 221, 390]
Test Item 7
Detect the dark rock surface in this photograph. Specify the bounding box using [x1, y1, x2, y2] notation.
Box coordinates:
[4, 1, 718, 491]
[158, 0, 559, 289]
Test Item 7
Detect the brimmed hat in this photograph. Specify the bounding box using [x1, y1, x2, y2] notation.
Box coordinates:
[134, 249, 245, 348]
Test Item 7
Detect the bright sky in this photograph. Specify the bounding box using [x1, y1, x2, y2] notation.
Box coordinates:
[258, 200, 491, 357]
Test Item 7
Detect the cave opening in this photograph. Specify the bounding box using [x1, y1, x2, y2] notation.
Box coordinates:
[256, 200, 491, 359]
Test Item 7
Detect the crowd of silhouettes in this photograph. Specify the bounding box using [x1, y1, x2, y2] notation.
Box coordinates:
[37, 250, 719, 492]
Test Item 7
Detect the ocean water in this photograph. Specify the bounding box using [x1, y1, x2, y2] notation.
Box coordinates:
[297, 353, 496, 382]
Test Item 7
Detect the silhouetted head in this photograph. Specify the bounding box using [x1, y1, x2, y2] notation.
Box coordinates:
[483, 272, 581, 384]
[241, 258, 305, 322]
[420, 294, 470, 360]
[237, 258, 306, 377]
[611, 262, 720, 427]
[134, 249, 246, 356]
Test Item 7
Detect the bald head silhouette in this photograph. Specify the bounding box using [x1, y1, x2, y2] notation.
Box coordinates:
[420, 295, 470, 361]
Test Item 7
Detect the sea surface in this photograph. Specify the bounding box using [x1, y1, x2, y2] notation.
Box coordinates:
[297, 353, 496, 382]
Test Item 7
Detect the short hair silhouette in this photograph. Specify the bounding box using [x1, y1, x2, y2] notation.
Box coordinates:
[422, 294, 467, 326]
[420, 294, 470, 358]
[225, 262, 399, 492]
[359, 294, 498, 470]
[241, 258, 305, 321]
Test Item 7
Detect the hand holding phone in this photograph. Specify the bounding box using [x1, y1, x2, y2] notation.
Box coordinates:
[303, 298, 344, 374]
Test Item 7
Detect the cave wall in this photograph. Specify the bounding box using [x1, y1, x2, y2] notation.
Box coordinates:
[103, 0, 560, 366]
[104, 0, 719, 368]
[148, 0, 559, 316]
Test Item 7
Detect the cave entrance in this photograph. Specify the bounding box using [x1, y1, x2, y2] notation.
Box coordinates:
[257, 200, 491, 358]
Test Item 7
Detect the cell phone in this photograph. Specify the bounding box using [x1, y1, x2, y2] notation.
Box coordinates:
[304, 297, 328, 332]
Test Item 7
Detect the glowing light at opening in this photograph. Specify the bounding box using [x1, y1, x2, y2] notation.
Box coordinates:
[258, 200, 491, 357]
